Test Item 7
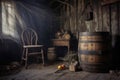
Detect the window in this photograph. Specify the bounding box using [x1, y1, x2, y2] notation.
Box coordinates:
[1, 1, 18, 38]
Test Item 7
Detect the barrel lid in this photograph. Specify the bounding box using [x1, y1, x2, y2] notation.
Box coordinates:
[79, 32, 110, 36]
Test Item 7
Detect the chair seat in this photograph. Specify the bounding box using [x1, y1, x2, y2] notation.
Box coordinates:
[23, 45, 44, 48]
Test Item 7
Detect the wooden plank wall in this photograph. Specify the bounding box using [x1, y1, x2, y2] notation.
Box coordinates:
[59, 0, 120, 68]
[59, 0, 120, 37]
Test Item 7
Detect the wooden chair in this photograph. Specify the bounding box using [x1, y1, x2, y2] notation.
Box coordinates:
[21, 28, 45, 68]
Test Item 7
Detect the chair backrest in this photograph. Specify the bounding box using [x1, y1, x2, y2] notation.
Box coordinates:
[21, 28, 38, 45]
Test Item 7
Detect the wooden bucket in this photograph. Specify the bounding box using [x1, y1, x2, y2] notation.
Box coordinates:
[78, 32, 111, 72]
[47, 47, 56, 62]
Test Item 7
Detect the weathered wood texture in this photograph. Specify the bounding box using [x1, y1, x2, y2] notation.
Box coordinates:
[0, 63, 120, 80]
[58, 0, 120, 68]
[101, 0, 120, 5]
[59, 0, 120, 36]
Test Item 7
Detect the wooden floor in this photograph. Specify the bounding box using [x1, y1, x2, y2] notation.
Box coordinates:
[0, 62, 120, 80]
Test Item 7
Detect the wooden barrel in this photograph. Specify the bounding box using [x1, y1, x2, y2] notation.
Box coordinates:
[78, 32, 111, 72]
[47, 47, 56, 62]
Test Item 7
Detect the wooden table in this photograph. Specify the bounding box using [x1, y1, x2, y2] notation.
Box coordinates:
[52, 39, 70, 55]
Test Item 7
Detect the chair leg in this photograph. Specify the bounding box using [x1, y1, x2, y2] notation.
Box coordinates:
[25, 59, 28, 69]
[25, 48, 28, 69]
[21, 48, 25, 65]
[41, 49, 45, 66]
[42, 54, 45, 66]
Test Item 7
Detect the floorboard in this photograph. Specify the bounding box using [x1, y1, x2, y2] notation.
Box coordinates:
[0, 62, 120, 80]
